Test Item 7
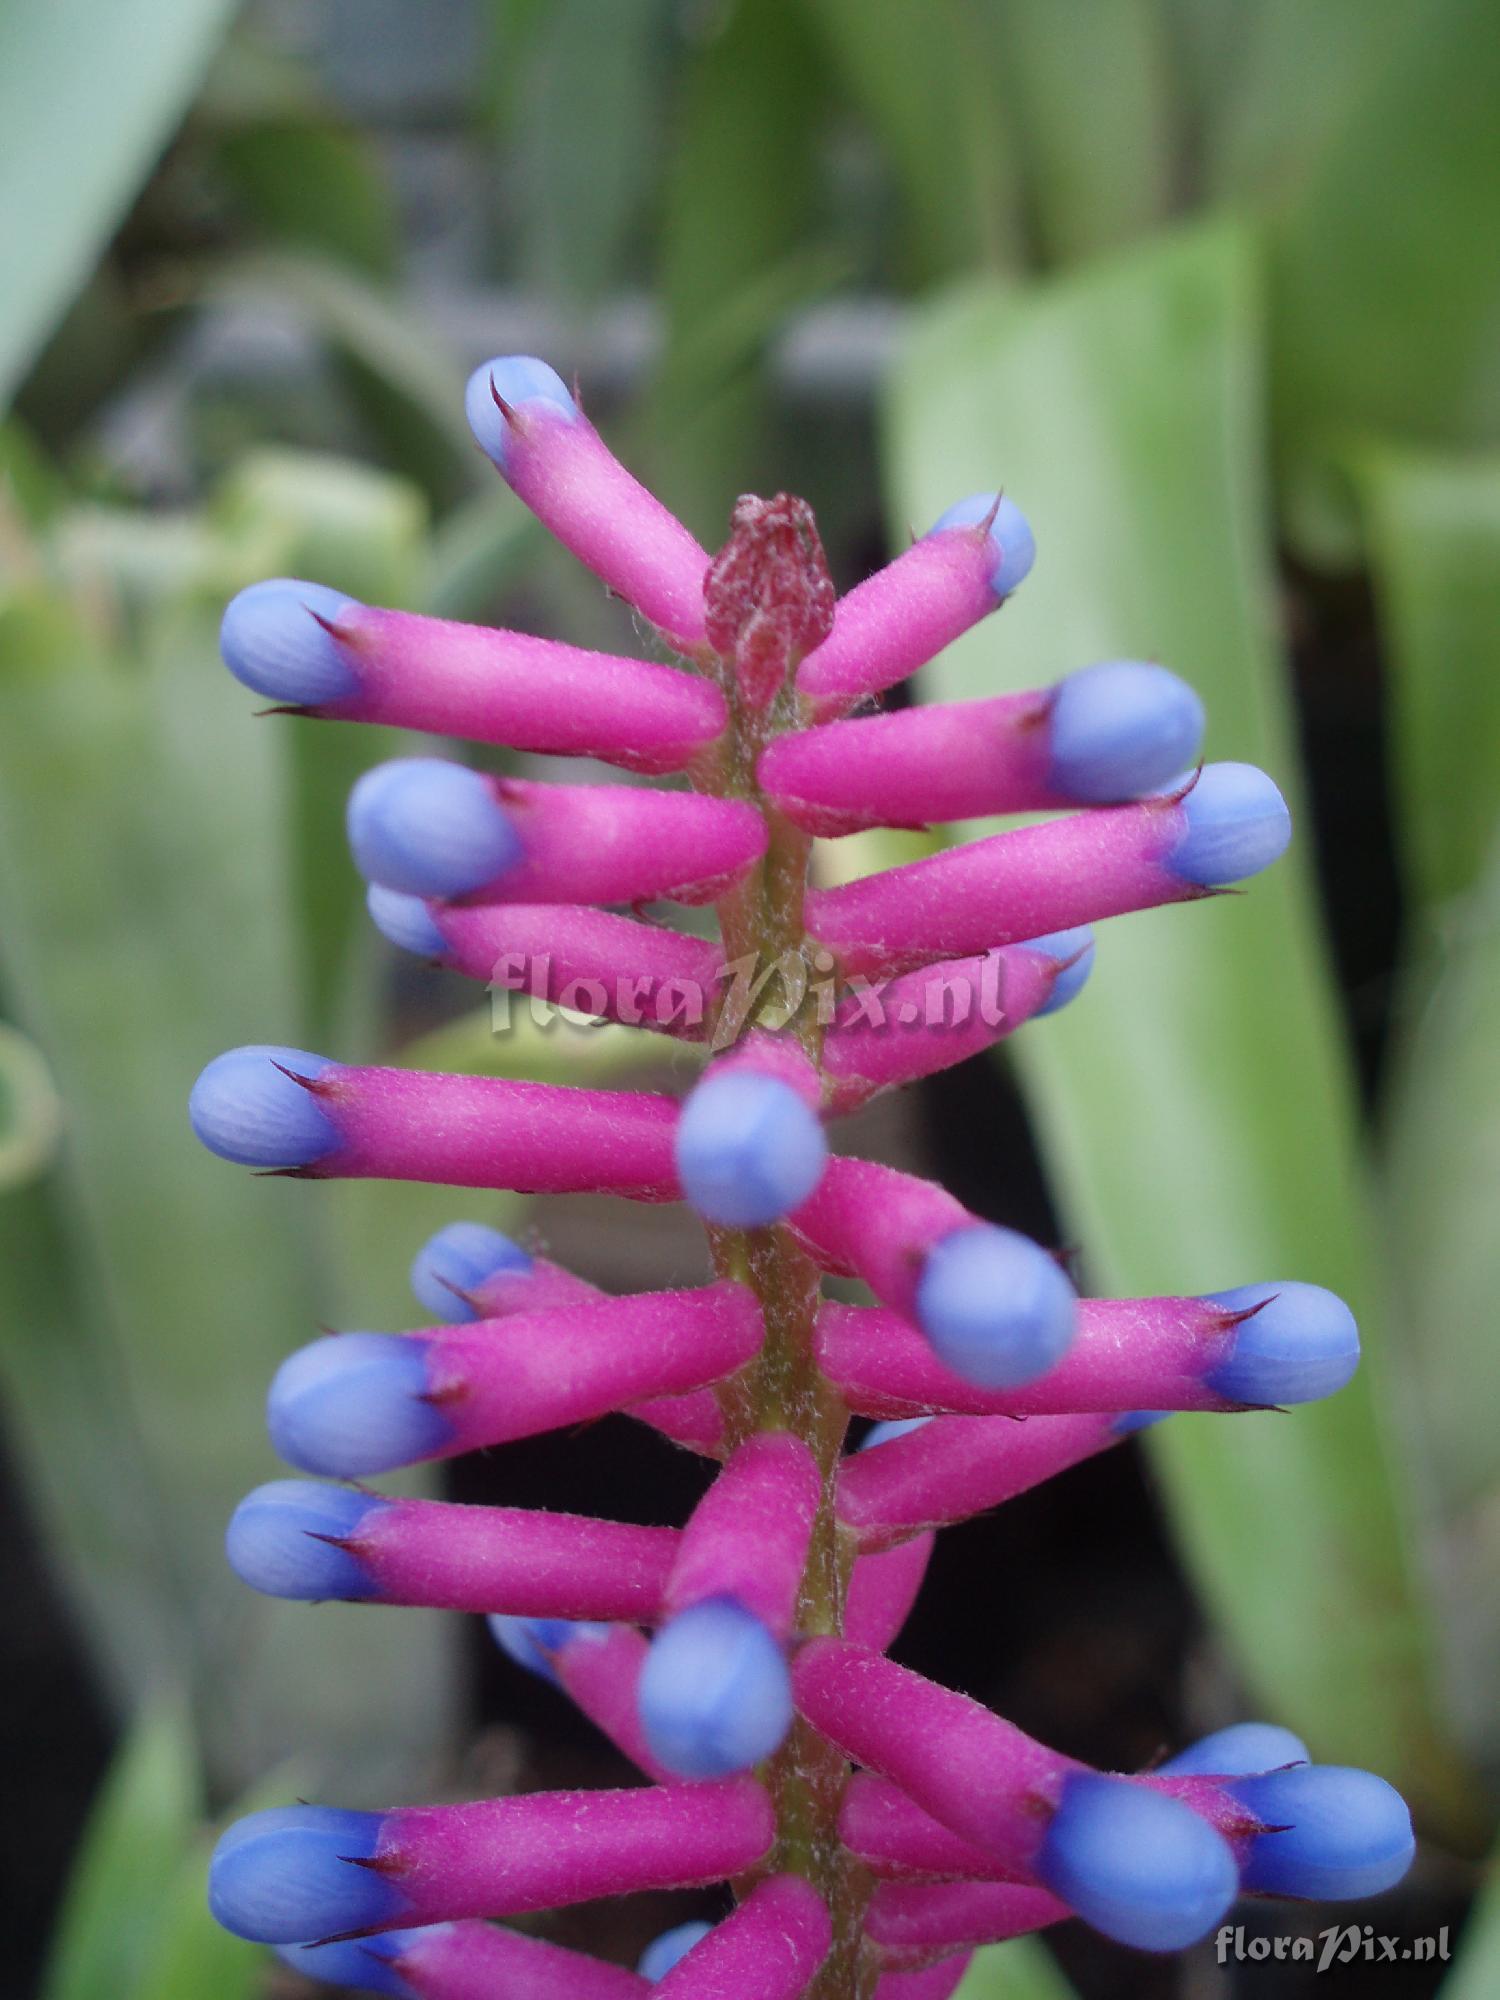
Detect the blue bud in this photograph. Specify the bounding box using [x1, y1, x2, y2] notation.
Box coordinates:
[464, 356, 579, 473]
[267, 1333, 453, 1478]
[209, 1804, 398, 1945]
[1231, 1765, 1415, 1901]
[1026, 926, 1097, 1017]
[487, 1614, 612, 1685]
[914, 1224, 1077, 1389]
[1159, 1723, 1310, 1778]
[189, 1045, 338, 1170]
[276, 1932, 428, 1997]
[347, 758, 520, 899]
[929, 492, 1036, 597]
[1036, 1774, 1238, 1952]
[1048, 661, 1205, 805]
[638, 1920, 714, 1980]
[1166, 762, 1291, 887]
[1111, 1410, 1169, 1437]
[1204, 1283, 1360, 1407]
[219, 579, 361, 706]
[410, 1221, 533, 1322]
[366, 884, 449, 959]
[858, 1416, 933, 1452]
[226, 1480, 385, 1601]
[674, 1072, 827, 1229]
[638, 1598, 793, 1780]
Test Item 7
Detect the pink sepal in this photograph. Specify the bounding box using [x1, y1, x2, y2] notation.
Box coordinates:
[415, 1283, 761, 1458]
[796, 530, 1000, 712]
[844, 1534, 934, 1653]
[792, 1642, 1076, 1869]
[398, 1920, 648, 1999]
[655, 1876, 831, 1998]
[759, 691, 1054, 834]
[551, 1624, 682, 1785]
[867, 1880, 1065, 1966]
[840, 1775, 1015, 1883]
[836, 1412, 1123, 1550]
[461, 1247, 728, 1456]
[476, 779, 766, 909]
[488, 397, 711, 651]
[349, 1498, 678, 1618]
[305, 607, 725, 773]
[379, 1779, 773, 1923]
[666, 1433, 821, 1639]
[791, 1158, 972, 1317]
[806, 795, 1203, 976]
[294, 1066, 680, 1198]
[429, 903, 720, 1039]
[873, 1955, 975, 2000]
[821, 948, 1059, 1110]
[820, 1296, 1241, 1419]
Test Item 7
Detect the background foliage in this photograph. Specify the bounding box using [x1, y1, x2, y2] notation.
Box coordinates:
[2, 2, 1498, 1994]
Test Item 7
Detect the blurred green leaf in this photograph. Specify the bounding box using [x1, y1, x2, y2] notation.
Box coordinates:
[803, 0, 1021, 281]
[209, 254, 478, 510]
[1242, 0, 1500, 554]
[954, 1937, 1078, 2000]
[397, 1000, 699, 1087]
[0, 554, 448, 1787]
[1382, 836, 1500, 1525]
[651, 0, 830, 536]
[1359, 447, 1500, 915]
[514, 0, 667, 303]
[883, 221, 1476, 1834]
[999, 0, 1175, 266]
[0, 1020, 63, 1188]
[1443, 1845, 1500, 1997]
[0, 0, 237, 409]
[215, 119, 398, 278]
[40, 1704, 198, 2000]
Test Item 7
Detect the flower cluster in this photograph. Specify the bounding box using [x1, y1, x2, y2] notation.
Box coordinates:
[194, 358, 1413, 1998]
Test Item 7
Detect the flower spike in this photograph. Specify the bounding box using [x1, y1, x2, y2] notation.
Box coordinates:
[202, 365, 1412, 1981]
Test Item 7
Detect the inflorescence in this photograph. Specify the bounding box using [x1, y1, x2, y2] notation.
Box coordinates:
[195, 358, 1412, 1999]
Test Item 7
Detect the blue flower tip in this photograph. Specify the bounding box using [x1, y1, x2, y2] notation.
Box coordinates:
[858, 1416, 934, 1453]
[1169, 762, 1291, 887]
[1233, 1766, 1415, 1901]
[915, 1224, 1077, 1390]
[674, 1071, 827, 1229]
[188, 1044, 338, 1170]
[1205, 1282, 1360, 1407]
[1112, 1408, 1169, 1437]
[276, 1933, 425, 1998]
[1048, 660, 1206, 804]
[366, 884, 449, 959]
[1026, 926, 1097, 1016]
[464, 355, 578, 470]
[1038, 1774, 1238, 1952]
[930, 491, 1035, 596]
[638, 1598, 793, 1780]
[208, 1804, 396, 1945]
[1159, 1722, 1310, 1778]
[347, 758, 520, 898]
[267, 1333, 451, 1478]
[638, 1920, 714, 1980]
[410, 1220, 533, 1321]
[487, 1614, 611, 1684]
[219, 578, 361, 705]
[225, 1479, 385, 1601]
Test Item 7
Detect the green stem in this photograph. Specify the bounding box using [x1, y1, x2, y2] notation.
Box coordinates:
[702, 675, 877, 2000]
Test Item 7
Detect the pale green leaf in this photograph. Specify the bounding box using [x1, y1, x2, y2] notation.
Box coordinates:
[883, 221, 1476, 1832]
